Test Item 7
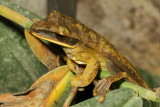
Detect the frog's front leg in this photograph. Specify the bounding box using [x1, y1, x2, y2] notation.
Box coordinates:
[67, 58, 80, 74]
[70, 53, 99, 87]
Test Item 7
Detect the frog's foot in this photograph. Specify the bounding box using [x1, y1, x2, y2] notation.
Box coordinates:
[93, 72, 129, 103]
[93, 77, 112, 103]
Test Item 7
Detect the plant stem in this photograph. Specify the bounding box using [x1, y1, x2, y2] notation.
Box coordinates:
[0, 5, 33, 29]
[99, 70, 160, 103]
[63, 87, 78, 107]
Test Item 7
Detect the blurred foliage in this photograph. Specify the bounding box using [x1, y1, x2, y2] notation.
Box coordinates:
[138, 69, 160, 88]
[0, 0, 47, 94]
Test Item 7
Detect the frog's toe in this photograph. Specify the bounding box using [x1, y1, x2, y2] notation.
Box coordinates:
[93, 78, 111, 103]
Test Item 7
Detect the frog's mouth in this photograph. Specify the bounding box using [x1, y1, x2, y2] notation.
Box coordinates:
[30, 30, 78, 48]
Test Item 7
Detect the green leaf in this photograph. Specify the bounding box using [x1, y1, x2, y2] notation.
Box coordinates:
[123, 96, 143, 107]
[138, 69, 160, 107]
[0, 0, 47, 94]
[72, 88, 143, 107]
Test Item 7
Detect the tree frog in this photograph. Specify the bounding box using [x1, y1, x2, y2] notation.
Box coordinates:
[30, 11, 151, 102]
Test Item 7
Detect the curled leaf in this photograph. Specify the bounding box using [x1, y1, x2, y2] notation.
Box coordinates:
[25, 30, 59, 70]
[0, 66, 74, 107]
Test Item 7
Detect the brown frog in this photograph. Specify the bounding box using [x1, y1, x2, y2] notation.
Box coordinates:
[30, 11, 151, 102]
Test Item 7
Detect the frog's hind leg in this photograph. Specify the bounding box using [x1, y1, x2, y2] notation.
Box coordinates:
[93, 71, 137, 103]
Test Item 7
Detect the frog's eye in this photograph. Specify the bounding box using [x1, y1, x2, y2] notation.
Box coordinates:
[31, 30, 79, 47]
[55, 34, 78, 45]
[68, 37, 79, 45]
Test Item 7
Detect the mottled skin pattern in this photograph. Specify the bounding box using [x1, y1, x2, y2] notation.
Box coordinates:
[30, 11, 151, 102]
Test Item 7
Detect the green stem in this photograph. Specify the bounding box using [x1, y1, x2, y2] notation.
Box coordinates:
[99, 70, 160, 103]
[0, 5, 33, 29]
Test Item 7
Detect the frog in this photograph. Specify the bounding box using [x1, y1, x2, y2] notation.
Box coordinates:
[30, 10, 151, 102]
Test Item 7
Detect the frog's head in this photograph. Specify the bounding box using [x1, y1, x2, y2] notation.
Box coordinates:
[30, 11, 79, 48]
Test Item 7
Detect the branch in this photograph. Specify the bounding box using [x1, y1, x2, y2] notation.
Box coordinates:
[100, 70, 160, 103]
[0, 5, 32, 29]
